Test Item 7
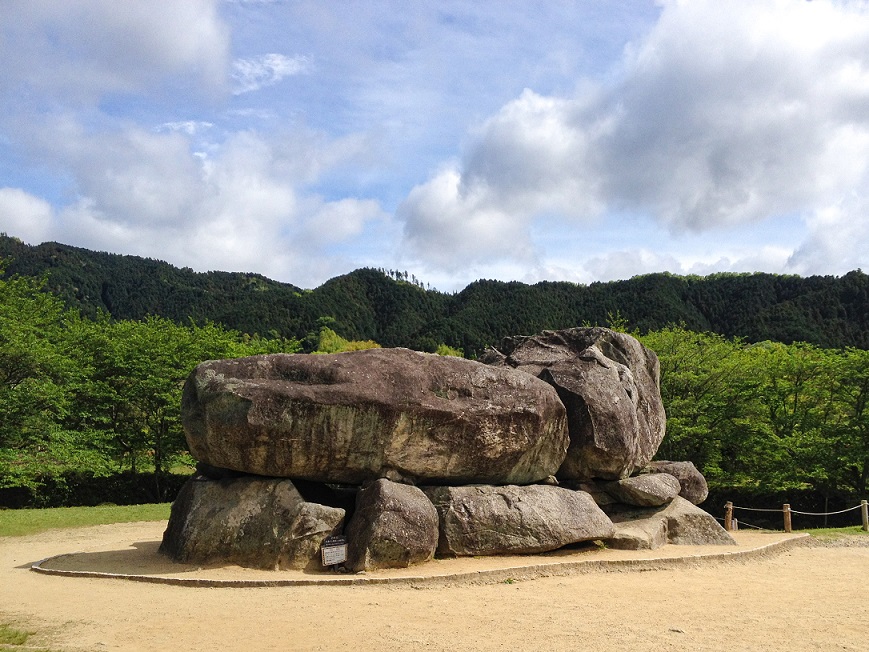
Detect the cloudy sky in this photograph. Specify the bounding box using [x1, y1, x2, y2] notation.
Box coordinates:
[2, 0, 869, 291]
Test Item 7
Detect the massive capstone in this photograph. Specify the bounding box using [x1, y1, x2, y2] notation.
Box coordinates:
[182, 348, 568, 485]
[483, 327, 666, 482]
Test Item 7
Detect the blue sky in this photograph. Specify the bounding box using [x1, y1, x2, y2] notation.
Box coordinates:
[1, 0, 869, 291]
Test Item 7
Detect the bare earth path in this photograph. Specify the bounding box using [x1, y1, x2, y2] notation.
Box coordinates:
[2, 521, 868, 651]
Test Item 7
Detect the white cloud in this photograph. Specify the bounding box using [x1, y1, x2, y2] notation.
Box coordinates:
[1, 116, 392, 287]
[40, 118, 204, 230]
[398, 166, 539, 270]
[0, 188, 54, 243]
[398, 0, 869, 277]
[226, 108, 277, 120]
[159, 121, 215, 136]
[582, 249, 685, 284]
[598, 0, 869, 230]
[0, 0, 230, 101]
[300, 198, 386, 247]
[582, 245, 796, 284]
[787, 195, 869, 276]
[232, 54, 312, 95]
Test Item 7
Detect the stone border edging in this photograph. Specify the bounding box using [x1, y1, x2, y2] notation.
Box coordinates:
[30, 533, 810, 589]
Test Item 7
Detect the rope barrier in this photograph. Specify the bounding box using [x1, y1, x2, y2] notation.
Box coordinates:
[728, 503, 865, 516]
[788, 505, 863, 516]
[723, 500, 868, 534]
[715, 516, 767, 530]
[729, 505, 785, 513]
[734, 520, 767, 531]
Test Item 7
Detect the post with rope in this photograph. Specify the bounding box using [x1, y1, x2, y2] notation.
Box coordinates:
[724, 501, 734, 532]
[862, 500, 868, 532]
[783, 503, 792, 533]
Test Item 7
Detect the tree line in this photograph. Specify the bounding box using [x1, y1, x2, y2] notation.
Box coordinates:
[640, 327, 869, 499]
[3, 234, 869, 358]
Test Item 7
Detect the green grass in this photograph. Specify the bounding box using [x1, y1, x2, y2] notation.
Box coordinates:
[0, 622, 32, 645]
[0, 503, 171, 537]
[802, 525, 869, 539]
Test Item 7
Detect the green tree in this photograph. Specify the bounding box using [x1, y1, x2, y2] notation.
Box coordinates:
[62, 314, 301, 498]
[0, 270, 82, 487]
[640, 327, 755, 484]
[313, 326, 380, 353]
[435, 343, 464, 357]
[828, 348, 869, 494]
[744, 342, 838, 492]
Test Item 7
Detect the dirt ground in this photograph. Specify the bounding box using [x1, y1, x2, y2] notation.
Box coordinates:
[2, 521, 868, 652]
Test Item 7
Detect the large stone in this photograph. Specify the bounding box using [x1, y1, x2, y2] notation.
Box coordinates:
[604, 497, 735, 550]
[486, 327, 666, 482]
[663, 497, 736, 546]
[160, 476, 344, 570]
[423, 485, 614, 556]
[603, 473, 681, 507]
[606, 515, 669, 550]
[345, 479, 438, 571]
[643, 460, 709, 505]
[182, 348, 568, 485]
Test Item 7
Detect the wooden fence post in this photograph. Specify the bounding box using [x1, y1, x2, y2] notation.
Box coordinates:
[862, 500, 868, 532]
[783, 503, 792, 533]
[724, 501, 733, 532]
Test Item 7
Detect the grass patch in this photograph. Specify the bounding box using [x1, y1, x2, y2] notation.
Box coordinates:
[0, 503, 171, 537]
[802, 525, 869, 539]
[0, 622, 32, 645]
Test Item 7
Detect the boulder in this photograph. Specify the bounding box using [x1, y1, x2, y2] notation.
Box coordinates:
[160, 476, 344, 570]
[423, 485, 614, 556]
[603, 473, 681, 507]
[485, 327, 666, 482]
[345, 479, 439, 571]
[642, 461, 709, 505]
[604, 497, 735, 550]
[663, 497, 736, 546]
[182, 348, 568, 485]
[606, 515, 669, 550]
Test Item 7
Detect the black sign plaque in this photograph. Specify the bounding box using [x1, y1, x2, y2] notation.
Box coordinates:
[321, 535, 348, 566]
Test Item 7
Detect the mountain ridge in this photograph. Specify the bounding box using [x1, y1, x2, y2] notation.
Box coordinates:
[2, 234, 867, 356]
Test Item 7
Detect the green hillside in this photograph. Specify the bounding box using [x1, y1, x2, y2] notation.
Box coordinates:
[2, 234, 868, 356]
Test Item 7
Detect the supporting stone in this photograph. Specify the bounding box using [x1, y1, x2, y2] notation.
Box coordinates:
[160, 476, 344, 570]
[424, 484, 614, 557]
[345, 479, 439, 571]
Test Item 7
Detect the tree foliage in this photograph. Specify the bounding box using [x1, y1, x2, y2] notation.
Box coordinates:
[313, 326, 381, 353]
[3, 235, 869, 358]
[640, 328, 869, 496]
[0, 269, 300, 495]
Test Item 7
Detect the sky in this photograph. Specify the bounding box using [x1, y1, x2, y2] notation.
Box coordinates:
[2, 0, 869, 292]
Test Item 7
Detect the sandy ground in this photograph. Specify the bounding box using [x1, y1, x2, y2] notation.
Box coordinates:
[2, 522, 868, 652]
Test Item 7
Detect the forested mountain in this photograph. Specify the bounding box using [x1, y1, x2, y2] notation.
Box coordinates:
[2, 234, 868, 356]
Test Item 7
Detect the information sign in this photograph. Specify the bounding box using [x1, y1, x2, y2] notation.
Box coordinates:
[320, 535, 348, 566]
